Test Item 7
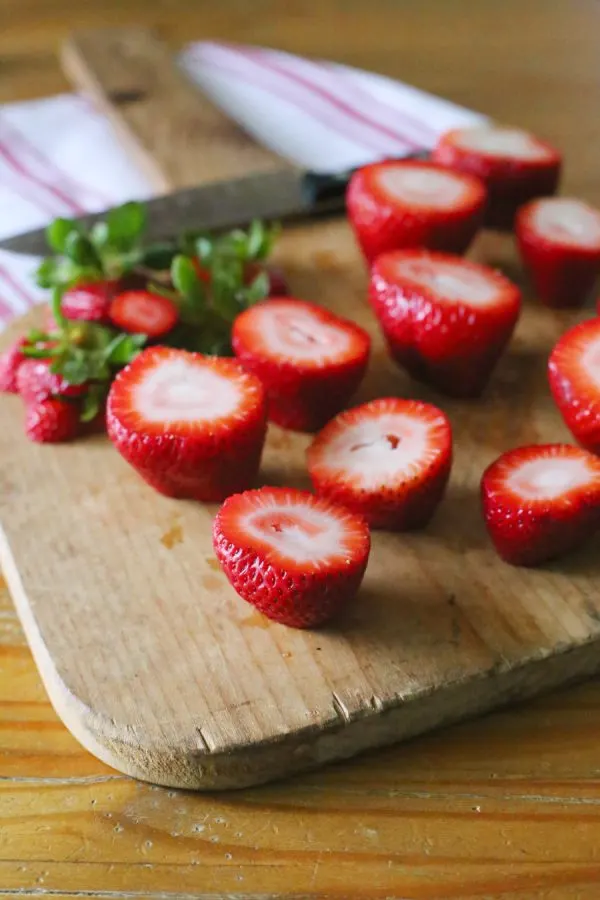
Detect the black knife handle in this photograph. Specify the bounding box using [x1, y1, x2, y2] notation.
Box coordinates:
[300, 149, 430, 215]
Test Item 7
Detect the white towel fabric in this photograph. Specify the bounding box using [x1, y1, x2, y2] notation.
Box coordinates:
[0, 42, 486, 329]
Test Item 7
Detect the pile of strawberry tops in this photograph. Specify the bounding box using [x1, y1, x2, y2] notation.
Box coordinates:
[3, 125, 600, 629]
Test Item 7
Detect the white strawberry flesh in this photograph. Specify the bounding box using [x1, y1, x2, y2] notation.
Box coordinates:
[240, 301, 355, 365]
[506, 455, 596, 502]
[375, 165, 471, 209]
[531, 198, 600, 249]
[392, 257, 499, 308]
[134, 356, 242, 423]
[452, 127, 552, 161]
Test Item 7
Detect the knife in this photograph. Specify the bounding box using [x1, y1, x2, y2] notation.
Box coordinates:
[0, 154, 427, 257]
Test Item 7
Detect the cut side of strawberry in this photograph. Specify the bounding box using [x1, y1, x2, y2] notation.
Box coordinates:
[232, 298, 370, 431]
[308, 398, 452, 530]
[109, 290, 179, 338]
[432, 126, 562, 230]
[548, 318, 600, 454]
[213, 486, 371, 628]
[61, 281, 116, 323]
[369, 249, 521, 398]
[346, 160, 486, 262]
[481, 443, 600, 566]
[25, 397, 80, 443]
[106, 346, 267, 501]
[517, 198, 600, 308]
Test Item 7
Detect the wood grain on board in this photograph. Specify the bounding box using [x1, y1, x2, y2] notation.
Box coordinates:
[61, 28, 281, 192]
[1, 220, 600, 789]
[2, 0, 600, 894]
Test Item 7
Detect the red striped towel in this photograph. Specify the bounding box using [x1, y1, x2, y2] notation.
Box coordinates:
[0, 43, 485, 328]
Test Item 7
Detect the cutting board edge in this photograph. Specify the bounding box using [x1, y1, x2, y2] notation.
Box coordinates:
[5, 502, 600, 791]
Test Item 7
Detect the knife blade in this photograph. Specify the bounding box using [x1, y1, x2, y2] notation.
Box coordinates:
[0, 152, 427, 256]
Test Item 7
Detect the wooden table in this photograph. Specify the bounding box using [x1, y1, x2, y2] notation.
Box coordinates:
[2, 0, 600, 896]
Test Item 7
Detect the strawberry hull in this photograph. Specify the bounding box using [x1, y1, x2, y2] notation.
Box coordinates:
[433, 128, 561, 231]
[346, 160, 486, 263]
[369, 251, 521, 398]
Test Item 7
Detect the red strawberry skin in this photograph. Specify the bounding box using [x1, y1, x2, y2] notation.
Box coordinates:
[369, 250, 521, 398]
[232, 298, 370, 432]
[61, 281, 116, 323]
[213, 487, 370, 628]
[17, 358, 87, 404]
[481, 444, 600, 566]
[432, 128, 561, 230]
[307, 398, 452, 530]
[346, 160, 486, 263]
[106, 347, 267, 502]
[0, 338, 28, 393]
[25, 398, 80, 443]
[516, 200, 600, 308]
[548, 318, 600, 454]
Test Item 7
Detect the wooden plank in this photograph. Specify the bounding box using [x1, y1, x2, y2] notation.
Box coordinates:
[1, 224, 600, 790]
[60, 27, 282, 192]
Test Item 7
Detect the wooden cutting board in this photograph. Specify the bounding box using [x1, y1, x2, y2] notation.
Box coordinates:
[1, 27, 599, 791]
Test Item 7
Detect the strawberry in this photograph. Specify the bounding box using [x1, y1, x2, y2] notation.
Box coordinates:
[0, 337, 28, 393]
[548, 318, 600, 454]
[346, 159, 486, 263]
[432, 126, 562, 230]
[481, 443, 600, 566]
[369, 249, 521, 398]
[516, 198, 600, 308]
[17, 357, 88, 404]
[307, 397, 452, 530]
[213, 486, 371, 628]
[61, 280, 117, 323]
[232, 298, 370, 431]
[193, 259, 288, 297]
[109, 289, 179, 338]
[25, 398, 80, 443]
[106, 346, 267, 501]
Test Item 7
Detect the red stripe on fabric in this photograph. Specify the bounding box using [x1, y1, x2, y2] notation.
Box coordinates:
[0, 114, 111, 208]
[0, 137, 84, 215]
[191, 47, 402, 156]
[0, 266, 28, 319]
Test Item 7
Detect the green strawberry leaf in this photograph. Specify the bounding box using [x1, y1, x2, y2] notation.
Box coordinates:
[106, 201, 146, 248]
[51, 285, 68, 330]
[104, 332, 147, 365]
[90, 221, 111, 251]
[80, 383, 108, 423]
[64, 232, 101, 267]
[139, 243, 178, 271]
[244, 270, 270, 304]
[46, 218, 77, 254]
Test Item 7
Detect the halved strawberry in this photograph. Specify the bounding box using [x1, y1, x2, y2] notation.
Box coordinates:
[109, 290, 179, 338]
[0, 337, 28, 393]
[432, 126, 562, 230]
[481, 443, 600, 566]
[232, 298, 370, 431]
[61, 280, 117, 323]
[25, 398, 80, 443]
[106, 346, 267, 501]
[548, 318, 600, 454]
[308, 398, 452, 530]
[516, 198, 600, 308]
[369, 249, 521, 398]
[213, 486, 370, 628]
[17, 357, 88, 403]
[346, 159, 486, 263]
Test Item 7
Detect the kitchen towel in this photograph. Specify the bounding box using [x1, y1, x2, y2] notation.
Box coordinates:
[0, 42, 486, 328]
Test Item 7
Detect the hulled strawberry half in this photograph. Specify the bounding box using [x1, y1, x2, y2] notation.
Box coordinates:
[369, 249, 521, 398]
[232, 298, 370, 431]
[432, 126, 562, 230]
[213, 486, 371, 628]
[307, 397, 452, 530]
[516, 198, 600, 308]
[481, 443, 600, 566]
[548, 318, 600, 454]
[346, 160, 486, 262]
[106, 346, 267, 501]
